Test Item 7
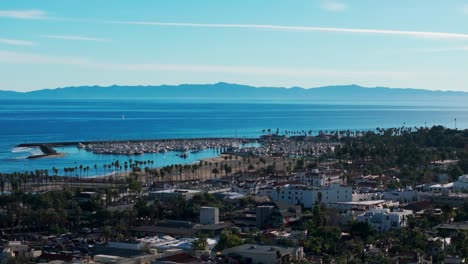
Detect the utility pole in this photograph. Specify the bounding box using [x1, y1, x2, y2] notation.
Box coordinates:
[454, 118, 457, 130]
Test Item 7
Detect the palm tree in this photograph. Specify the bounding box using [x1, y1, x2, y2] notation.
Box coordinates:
[44, 169, 49, 191]
[52, 167, 59, 190]
[79, 165, 83, 179]
[212, 168, 219, 178]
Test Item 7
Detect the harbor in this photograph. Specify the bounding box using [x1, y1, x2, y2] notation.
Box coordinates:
[6, 135, 341, 177]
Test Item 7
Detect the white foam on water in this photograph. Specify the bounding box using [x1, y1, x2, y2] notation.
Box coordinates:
[30, 148, 42, 155]
[10, 146, 42, 159]
[11, 147, 33, 153]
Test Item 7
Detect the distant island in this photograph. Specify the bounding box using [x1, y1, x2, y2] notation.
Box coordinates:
[1, 82, 468, 105]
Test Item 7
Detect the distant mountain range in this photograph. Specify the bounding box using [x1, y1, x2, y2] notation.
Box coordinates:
[1, 83, 467, 105]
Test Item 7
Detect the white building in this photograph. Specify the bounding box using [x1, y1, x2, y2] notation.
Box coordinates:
[356, 208, 413, 231]
[258, 183, 352, 208]
[200, 206, 219, 225]
[352, 192, 382, 202]
[296, 169, 343, 187]
[382, 187, 418, 203]
[454, 175, 468, 192]
[428, 183, 454, 193]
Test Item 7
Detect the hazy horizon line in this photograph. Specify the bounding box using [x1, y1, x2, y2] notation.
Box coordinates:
[1, 82, 466, 94]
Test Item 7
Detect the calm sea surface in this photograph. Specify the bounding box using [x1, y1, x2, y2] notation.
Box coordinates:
[1, 99, 467, 175]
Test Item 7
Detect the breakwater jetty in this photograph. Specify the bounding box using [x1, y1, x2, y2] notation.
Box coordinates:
[26, 144, 65, 159]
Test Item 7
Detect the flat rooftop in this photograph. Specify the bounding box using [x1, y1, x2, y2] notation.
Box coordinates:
[223, 244, 298, 256]
[334, 200, 387, 205]
[150, 189, 201, 194]
[435, 222, 468, 231]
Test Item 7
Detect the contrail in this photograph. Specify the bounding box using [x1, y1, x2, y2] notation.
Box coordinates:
[110, 21, 468, 40]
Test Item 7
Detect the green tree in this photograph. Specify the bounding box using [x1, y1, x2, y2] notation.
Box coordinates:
[350, 221, 374, 243]
[212, 168, 220, 178]
[215, 230, 244, 251]
[192, 235, 209, 251]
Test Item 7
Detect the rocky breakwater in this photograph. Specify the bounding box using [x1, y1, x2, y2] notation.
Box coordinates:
[26, 144, 66, 159]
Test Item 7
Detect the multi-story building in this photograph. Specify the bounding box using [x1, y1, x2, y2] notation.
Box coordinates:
[296, 168, 343, 187]
[356, 208, 413, 231]
[258, 183, 352, 208]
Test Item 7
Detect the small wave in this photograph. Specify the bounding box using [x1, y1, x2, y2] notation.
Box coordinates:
[30, 149, 42, 155]
[5, 156, 28, 161]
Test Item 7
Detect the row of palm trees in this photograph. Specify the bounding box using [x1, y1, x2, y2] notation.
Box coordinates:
[0, 159, 156, 193]
[0, 153, 301, 194]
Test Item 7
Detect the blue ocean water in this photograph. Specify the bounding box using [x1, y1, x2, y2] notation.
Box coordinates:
[1, 99, 467, 175]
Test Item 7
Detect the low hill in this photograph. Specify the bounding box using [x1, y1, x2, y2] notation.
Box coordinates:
[1, 83, 467, 105]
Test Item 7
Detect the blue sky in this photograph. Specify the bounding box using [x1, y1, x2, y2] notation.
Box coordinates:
[1, 0, 468, 92]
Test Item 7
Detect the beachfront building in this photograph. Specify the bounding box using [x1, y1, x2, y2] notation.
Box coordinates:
[257, 183, 352, 208]
[356, 208, 413, 231]
[222, 244, 304, 264]
[453, 175, 468, 192]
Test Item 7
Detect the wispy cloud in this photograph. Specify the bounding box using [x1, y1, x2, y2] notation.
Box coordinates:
[0, 50, 91, 65]
[321, 1, 347, 12]
[42, 35, 110, 42]
[111, 21, 468, 40]
[0, 50, 413, 79]
[0, 38, 35, 46]
[418, 46, 468, 52]
[0, 10, 47, 19]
